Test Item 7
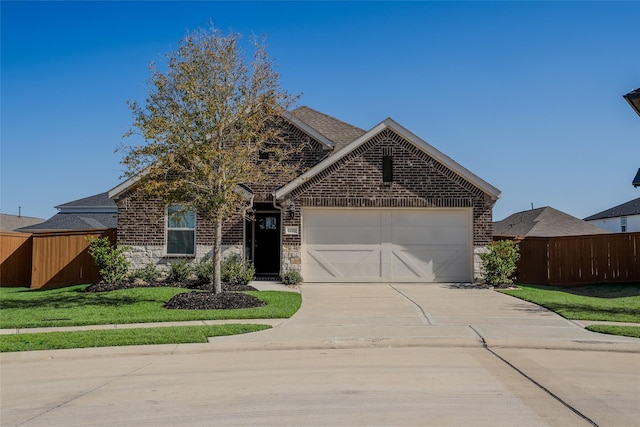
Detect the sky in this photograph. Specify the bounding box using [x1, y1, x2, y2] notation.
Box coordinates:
[1, 1, 639, 222]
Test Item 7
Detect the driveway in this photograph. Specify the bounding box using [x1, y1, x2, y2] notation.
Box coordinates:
[2, 283, 639, 427]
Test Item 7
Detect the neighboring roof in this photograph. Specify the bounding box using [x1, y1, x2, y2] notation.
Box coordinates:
[633, 168, 640, 188]
[494, 207, 610, 238]
[275, 117, 501, 201]
[291, 106, 367, 153]
[17, 212, 117, 232]
[56, 192, 116, 212]
[0, 214, 45, 232]
[583, 197, 640, 221]
[623, 88, 640, 117]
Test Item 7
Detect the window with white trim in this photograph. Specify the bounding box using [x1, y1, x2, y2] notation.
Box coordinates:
[621, 216, 627, 232]
[167, 205, 196, 255]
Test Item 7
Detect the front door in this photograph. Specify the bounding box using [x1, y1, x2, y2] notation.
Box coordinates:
[252, 212, 281, 276]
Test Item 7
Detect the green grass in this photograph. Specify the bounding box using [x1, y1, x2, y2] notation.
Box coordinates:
[586, 325, 640, 339]
[500, 283, 640, 323]
[0, 286, 302, 329]
[0, 324, 271, 352]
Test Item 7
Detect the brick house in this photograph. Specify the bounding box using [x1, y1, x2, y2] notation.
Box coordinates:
[109, 106, 500, 283]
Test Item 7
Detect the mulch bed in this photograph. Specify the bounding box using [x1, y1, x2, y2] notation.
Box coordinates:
[83, 280, 263, 310]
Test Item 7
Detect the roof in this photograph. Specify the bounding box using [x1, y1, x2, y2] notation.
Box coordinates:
[623, 88, 640, 117]
[56, 192, 117, 212]
[494, 206, 610, 237]
[0, 214, 45, 232]
[17, 212, 117, 232]
[275, 117, 501, 201]
[633, 168, 640, 187]
[290, 106, 367, 153]
[583, 197, 640, 221]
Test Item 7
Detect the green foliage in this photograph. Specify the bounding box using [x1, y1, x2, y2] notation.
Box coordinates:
[281, 270, 303, 285]
[221, 255, 255, 285]
[479, 240, 520, 286]
[87, 237, 130, 285]
[196, 256, 215, 284]
[167, 259, 194, 283]
[131, 263, 162, 283]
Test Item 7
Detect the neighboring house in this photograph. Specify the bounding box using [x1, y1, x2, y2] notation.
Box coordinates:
[494, 206, 610, 238]
[0, 214, 45, 232]
[584, 197, 640, 233]
[109, 106, 501, 283]
[17, 192, 117, 232]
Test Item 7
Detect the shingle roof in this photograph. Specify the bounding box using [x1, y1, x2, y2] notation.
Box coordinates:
[583, 197, 640, 221]
[17, 212, 117, 232]
[291, 106, 366, 153]
[56, 192, 116, 211]
[494, 206, 610, 237]
[0, 214, 45, 232]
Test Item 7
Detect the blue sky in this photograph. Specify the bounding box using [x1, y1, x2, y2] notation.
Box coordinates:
[2, 1, 639, 222]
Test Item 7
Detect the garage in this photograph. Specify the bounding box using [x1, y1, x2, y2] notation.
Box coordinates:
[302, 208, 472, 282]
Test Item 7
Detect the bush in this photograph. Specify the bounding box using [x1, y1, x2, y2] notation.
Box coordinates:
[195, 256, 215, 284]
[131, 263, 161, 283]
[167, 259, 194, 283]
[87, 237, 130, 285]
[221, 255, 255, 285]
[479, 240, 520, 286]
[281, 270, 303, 285]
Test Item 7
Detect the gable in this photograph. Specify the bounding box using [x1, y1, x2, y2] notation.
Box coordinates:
[275, 118, 500, 202]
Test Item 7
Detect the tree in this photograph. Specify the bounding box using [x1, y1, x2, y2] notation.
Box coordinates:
[479, 240, 520, 287]
[121, 24, 299, 293]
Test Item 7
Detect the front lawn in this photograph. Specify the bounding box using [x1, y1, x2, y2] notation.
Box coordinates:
[0, 324, 271, 352]
[500, 284, 640, 338]
[0, 285, 301, 329]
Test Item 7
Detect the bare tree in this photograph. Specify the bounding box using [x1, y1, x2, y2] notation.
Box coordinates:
[121, 24, 299, 293]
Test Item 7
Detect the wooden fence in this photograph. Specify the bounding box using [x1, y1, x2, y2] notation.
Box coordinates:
[496, 232, 639, 286]
[0, 229, 117, 289]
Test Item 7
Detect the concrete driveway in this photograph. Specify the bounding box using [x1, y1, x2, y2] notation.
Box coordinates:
[2, 283, 639, 426]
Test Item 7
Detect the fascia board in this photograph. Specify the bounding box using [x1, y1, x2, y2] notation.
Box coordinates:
[282, 111, 334, 150]
[108, 174, 142, 200]
[276, 118, 501, 201]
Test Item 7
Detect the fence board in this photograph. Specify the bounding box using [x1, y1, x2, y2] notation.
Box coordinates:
[498, 233, 639, 286]
[0, 232, 33, 286]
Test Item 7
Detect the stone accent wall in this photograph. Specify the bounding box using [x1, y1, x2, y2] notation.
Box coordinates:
[126, 244, 243, 272]
[282, 245, 302, 273]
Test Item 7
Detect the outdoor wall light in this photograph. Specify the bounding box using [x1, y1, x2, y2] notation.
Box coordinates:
[288, 201, 296, 219]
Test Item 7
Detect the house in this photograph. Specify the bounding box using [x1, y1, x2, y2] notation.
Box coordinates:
[0, 214, 45, 232]
[17, 192, 117, 232]
[109, 106, 501, 283]
[494, 206, 610, 238]
[584, 197, 640, 233]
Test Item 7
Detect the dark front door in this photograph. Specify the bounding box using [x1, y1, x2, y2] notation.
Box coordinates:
[252, 212, 281, 276]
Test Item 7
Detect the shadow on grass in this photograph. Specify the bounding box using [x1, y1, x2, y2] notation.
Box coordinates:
[523, 283, 640, 299]
[0, 289, 165, 310]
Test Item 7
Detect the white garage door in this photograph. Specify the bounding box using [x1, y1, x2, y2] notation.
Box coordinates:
[302, 208, 472, 283]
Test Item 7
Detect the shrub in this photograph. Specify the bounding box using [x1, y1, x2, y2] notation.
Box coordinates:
[87, 237, 130, 285]
[131, 263, 161, 283]
[167, 259, 194, 283]
[281, 270, 303, 285]
[195, 256, 215, 284]
[479, 240, 520, 286]
[221, 255, 255, 285]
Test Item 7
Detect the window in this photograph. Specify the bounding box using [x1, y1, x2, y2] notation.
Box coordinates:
[382, 155, 393, 183]
[167, 205, 195, 255]
[621, 217, 627, 232]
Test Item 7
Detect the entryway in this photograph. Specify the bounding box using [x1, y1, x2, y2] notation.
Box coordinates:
[246, 206, 281, 277]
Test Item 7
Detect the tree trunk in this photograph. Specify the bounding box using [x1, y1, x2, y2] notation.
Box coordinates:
[213, 216, 223, 294]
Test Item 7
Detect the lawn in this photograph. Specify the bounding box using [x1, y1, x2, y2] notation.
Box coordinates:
[0, 324, 271, 352]
[0, 285, 302, 329]
[500, 283, 640, 338]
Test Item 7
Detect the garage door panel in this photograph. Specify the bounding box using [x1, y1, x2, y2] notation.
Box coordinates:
[307, 247, 382, 279]
[302, 208, 471, 282]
